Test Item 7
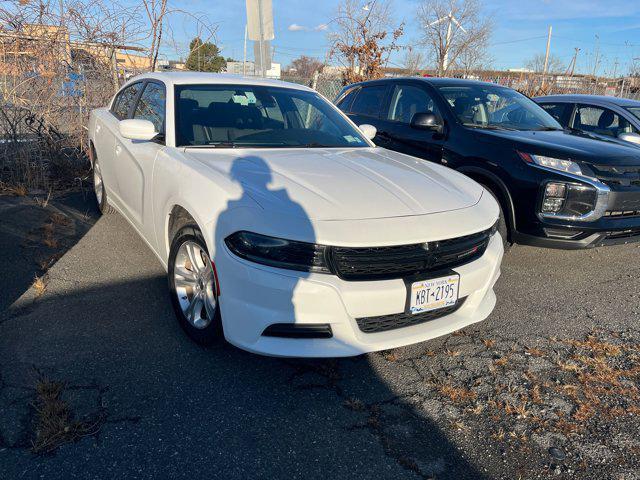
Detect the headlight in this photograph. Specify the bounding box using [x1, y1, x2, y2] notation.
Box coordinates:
[517, 151, 583, 176]
[540, 181, 599, 218]
[225, 231, 331, 273]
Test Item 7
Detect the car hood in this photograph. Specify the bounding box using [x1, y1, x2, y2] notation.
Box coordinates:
[474, 129, 640, 166]
[184, 147, 483, 221]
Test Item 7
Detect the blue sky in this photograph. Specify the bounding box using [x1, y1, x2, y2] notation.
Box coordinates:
[163, 0, 640, 75]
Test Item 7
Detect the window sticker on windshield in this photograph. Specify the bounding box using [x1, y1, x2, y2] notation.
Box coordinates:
[344, 135, 359, 143]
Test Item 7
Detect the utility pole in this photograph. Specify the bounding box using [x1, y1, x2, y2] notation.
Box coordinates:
[566, 47, 580, 77]
[592, 34, 600, 94]
[243, 23, 247, 76]
[541, 25, 552, 89]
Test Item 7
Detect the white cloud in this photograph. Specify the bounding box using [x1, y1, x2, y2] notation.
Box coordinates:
[314, 23, 328, 31]
[288, 23, 308, 31]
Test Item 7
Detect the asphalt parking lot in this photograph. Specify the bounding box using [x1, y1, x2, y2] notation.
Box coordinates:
[1, 192, 639, 480]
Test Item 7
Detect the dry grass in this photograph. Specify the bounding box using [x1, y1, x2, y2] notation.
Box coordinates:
[31, 379, 103, 454]
[438, 384, 478, 403]
[493, 356, 509, 367]
[504, 399, 530, 418]
[482, 338, 496, 349]
[445, 349, 461, 357]
[525, 347, 545, 357]
[564, 335, 623, 358]
[41, 222, 59, 249]
[0, 182, 28, 196]
[32, 275, 48, 296]
[343, 397, 366, 412]
[50, 212, 71, 226]
[382, 350, 398, 362]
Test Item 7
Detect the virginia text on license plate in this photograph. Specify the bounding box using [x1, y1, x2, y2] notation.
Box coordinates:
[410, 274, 459, 314]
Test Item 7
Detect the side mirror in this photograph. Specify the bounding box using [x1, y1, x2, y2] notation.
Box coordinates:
[410, 112, 443, 134]
[618, 132, 640, 145]
[119, 119, 158, 141]
[358, 124, 377, 140]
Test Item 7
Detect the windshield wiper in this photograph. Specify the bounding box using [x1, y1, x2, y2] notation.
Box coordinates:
[463, 123, 517, 131]
[184, 141, 237, 149]
[534, 126, 563, 131]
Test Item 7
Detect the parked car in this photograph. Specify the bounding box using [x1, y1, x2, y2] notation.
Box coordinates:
[87, 72, 503, 357]
[535, 94, 640, 146]
[336, 78, 640, 249]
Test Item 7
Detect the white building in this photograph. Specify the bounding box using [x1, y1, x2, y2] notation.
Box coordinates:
[225, 61, 281, 79]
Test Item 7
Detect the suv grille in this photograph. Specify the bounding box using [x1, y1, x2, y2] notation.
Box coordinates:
[356, 298, 466, 333]
[592, 164, 640, 187]
[329, 229, 492, 281]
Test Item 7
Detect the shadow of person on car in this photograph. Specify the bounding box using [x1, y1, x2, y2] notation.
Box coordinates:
[213, 155, 318, 354]
[207, 155, 488, 478]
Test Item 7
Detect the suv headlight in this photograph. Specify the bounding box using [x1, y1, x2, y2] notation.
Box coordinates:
[517, 152, 583, 176]
[225, 231, 331, 273]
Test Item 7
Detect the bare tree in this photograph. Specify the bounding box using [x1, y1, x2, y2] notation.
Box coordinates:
[287, 55, 324, 78]
[402, 47, 424, 76]
[417, 0, 492, 76]
[456, 40, 492, 77]
[328, 0, 404, 84]
[526, 53, 565, 74]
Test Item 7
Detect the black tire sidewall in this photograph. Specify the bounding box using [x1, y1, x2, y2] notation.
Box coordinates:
[92, 158, 110, 215]
[168, 226, 222, 345]
[483, 187, 511, 251]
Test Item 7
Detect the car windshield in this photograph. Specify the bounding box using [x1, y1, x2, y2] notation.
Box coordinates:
[437, 85, 562, 131]
[626, 106, 640, 122]
[175, 84, 369, 148]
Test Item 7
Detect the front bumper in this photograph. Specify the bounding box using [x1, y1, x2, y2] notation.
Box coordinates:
[514, 164, 640, 249]
[215, 233, 503, 357]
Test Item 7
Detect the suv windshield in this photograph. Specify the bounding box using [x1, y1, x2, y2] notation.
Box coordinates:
[175, 84, 369, 148]
[437, 85, 561, 131]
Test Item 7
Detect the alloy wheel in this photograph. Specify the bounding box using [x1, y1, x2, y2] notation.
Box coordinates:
[173, 240, 218, 329]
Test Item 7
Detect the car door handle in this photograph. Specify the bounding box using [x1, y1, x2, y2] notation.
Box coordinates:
[115, 144, 122, 156]
[95, 124, 101, 134]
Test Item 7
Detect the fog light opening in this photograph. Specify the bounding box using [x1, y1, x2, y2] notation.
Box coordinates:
[539, 181, 598, 219]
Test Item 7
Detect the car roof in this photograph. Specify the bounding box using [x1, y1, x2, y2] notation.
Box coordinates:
[125, 71, 313, 92]
[534, 94, 640, 107]
[344, 76, 510, 90]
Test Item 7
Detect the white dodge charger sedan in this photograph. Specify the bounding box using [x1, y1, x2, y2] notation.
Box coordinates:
[88, 72, 503, 357]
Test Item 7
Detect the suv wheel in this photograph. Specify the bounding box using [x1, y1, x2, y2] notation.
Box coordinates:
[168, 226, 222, 345]
[483, 187, 511, 251]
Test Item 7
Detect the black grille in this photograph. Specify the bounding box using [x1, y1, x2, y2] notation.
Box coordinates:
[592, 164, 640, 187]
[356, 298, 467, 333]
[329, 229, 491, 281]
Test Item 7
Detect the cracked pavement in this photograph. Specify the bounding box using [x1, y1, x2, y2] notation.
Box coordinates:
[1, 192, 639, 479]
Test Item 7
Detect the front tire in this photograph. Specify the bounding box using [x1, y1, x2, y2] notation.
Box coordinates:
[168, 226, 222, 345]
[483, 186, 511, 251]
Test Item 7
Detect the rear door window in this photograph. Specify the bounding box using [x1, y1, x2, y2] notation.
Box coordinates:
[573, 105, 633, 137]
[350, 85, 388, 118]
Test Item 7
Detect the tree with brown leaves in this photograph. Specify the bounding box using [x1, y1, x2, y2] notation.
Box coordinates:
[328, 0, 404, 85]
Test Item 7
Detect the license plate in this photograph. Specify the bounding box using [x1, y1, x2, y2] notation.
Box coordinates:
[409, 274, 459, 314]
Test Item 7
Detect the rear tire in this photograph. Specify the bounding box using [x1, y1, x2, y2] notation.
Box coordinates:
[168, 226, 222, 345]
[92, 153, 116, 215]
[482, 186, 511, 252]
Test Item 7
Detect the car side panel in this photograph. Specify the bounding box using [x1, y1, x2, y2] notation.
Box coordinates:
[89, 108, 121, 205]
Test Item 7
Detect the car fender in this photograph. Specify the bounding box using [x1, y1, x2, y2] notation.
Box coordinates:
[457, 165, 516, 231]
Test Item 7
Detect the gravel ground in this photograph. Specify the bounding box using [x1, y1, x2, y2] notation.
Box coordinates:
[0, 192, 639, 480]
